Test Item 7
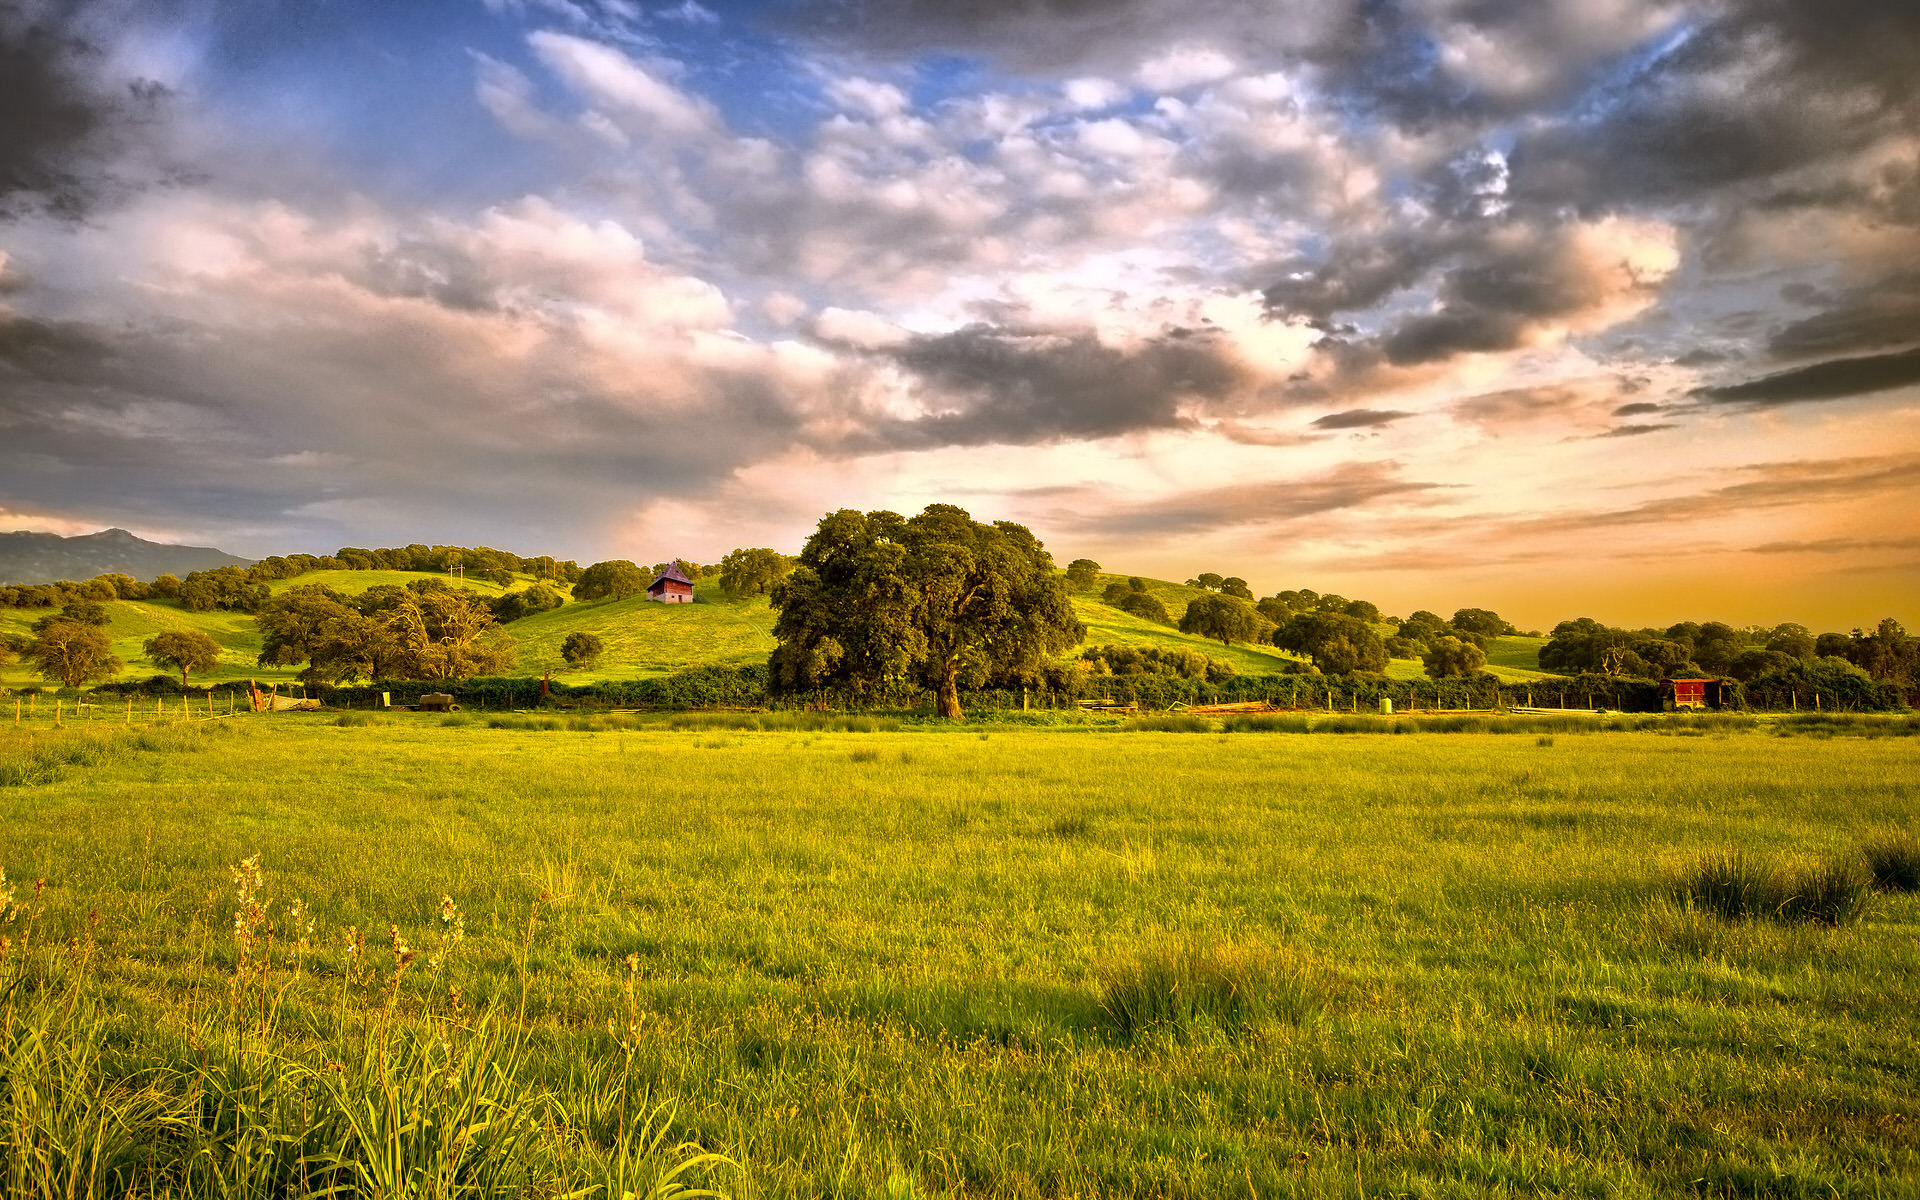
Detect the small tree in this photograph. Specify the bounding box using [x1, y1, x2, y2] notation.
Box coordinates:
[1117, 591, 1172, 625]
[1064, 558, 1101, 589]
[29, 620, 123, 688]
[562, 631, 605, 669]
[1421, 635, 1486, 679]
[145, 630, 223, 688]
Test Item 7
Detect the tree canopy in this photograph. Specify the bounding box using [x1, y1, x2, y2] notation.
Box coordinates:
[769, 505, 1084, 718]
[718, 548, 794, 599]
[1064, 558, 1101, 589]
[572, 560, 648, 602]
[28, 620, 122, 688]
[1177, 593, 1270, 646]
[1421, 635, 1486, 679]
[562, 631, 605, 668]
[144, 630, 223, 687]
[1274, 612, 1387, 675]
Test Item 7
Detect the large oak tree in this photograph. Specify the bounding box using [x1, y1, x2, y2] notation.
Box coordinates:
[769, 505, 1084, 718]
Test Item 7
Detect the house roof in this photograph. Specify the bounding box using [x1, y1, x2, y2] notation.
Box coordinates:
[649, 563, 693, 588]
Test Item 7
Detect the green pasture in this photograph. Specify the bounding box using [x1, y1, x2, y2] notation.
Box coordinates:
[1483, 634, 1554, 681]
[0, 600, 297, 690]
[509, 579, 777, 681]
[1, 716, 1916, 1197]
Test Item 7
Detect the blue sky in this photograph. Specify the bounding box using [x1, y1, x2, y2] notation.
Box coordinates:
[1, 0, 1917, 628]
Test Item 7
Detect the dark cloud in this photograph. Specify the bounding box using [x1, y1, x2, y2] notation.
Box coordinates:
[1612, 401, 1663, 416]
[1311, 408, 1411, 430]
[1508, 1, 1920, 217]
[1748, 535, 1920, 555]
[1766, 273, 1920, 360]
[1055, 461, 1440, 537]
[1593, 422, 1674, 438]
[1696, 347, 1920, 407]
[853, 323, 1247, 450]
[0, 3, 165, 218]
[767, 0, 1354, 75]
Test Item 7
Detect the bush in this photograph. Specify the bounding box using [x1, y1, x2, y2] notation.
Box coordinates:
[1097, 941, 1330, 1041]
[1862, 829, 1920, 892]
[1123, 714, 1213, 732]
[1670, 850, 1873, 925]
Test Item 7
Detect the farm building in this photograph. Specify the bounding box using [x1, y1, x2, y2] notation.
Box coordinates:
[647, 563, 695, 603]
[1664, 678, 1730, 710]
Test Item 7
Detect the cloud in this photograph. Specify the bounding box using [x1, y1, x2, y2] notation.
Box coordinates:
[1695, 347, 1920, 406]
[1593, 422, 1676, 437]
[1766, 272, 1920, 360]
[849, 322, 1251, 450]
[1747, 535, 1920, 555]
[0, 3, 168, 219]
[1612, 401, 1664, 416]
[1311, 408, 1412, 430]
[1054, 461, 1442, 537]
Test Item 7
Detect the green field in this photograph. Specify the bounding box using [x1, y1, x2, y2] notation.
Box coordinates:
[2, 715, 1916, 1197]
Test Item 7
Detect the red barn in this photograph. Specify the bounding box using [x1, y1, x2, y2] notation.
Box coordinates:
[1665, 678, 1728, 710]
[647, 563, 695, 603]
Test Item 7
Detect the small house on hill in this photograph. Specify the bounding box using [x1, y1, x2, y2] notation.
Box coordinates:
[647, 563, 695, 603]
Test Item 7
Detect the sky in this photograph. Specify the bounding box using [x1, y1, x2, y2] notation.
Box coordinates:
[1, 0, 1916, 632]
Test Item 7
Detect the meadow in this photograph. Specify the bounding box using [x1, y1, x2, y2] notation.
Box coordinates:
[2, 712, 1916, 1198]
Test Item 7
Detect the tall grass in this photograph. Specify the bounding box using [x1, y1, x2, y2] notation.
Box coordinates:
[1669, 850, 1874, 924]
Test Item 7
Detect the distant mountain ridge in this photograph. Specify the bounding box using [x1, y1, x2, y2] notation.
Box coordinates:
[0, 528, 252, 585]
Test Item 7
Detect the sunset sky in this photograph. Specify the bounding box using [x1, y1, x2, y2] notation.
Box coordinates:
[2, 0, 1916, 631]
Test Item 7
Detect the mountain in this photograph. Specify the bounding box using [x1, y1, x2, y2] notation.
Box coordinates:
[0, 528, 252, 585]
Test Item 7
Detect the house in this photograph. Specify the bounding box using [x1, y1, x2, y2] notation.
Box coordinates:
[647, 562, 695, 603]
[1665, 678, 1728, 710]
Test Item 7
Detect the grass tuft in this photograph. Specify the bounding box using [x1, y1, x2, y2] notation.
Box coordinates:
[1861, 828, 1920, 893]
[1096, 940, 1330, 1041]
[1670, 850, 1873, 925]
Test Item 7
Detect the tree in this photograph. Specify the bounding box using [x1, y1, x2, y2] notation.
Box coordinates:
[718, 548, 794, 599]
[1102, 577, 1149, 605]
[32, 602, 111, 637]
[1219, 576, 1254, 600]
[572, 560, 648, 601]
[1275, 612, 1387, 675]
[1343, 599, 1382, 623]
[28, 620, 122, 688]
[256, 585, 357, 676]
[769, 505, 1085, 718]
[1064, 558, 1101, 589]
[1450, 607, 1512, 637]
[562, 631, 605, 669]
[492, 583, 564, 623]
[1178, 593, 1270, 646]
[1187, 572, 1226, 590]
[145, 630, 223, 688]
[1422, 635, 1486, 678]
[1117, 591, 1172, 625]
[1765, 623, 1815, 659]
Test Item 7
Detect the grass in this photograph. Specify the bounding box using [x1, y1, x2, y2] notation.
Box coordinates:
[506, 578, 777, 681]
[0, 716, 1916, 1196]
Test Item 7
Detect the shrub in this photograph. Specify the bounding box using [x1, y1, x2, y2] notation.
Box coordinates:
[1097, 941, 1329, 1041]
[1671, 850, 1872, 925]
[1862, 829, 1920, 892]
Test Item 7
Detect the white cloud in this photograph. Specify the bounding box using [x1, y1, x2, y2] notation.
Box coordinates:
[1136, 45, 1237, 92]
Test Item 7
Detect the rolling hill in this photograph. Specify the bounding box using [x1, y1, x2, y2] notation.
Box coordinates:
[1, 563, 1549, 690]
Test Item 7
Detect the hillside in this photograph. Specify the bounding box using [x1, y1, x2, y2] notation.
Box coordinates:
[0, 528, 250, 585]
[1, 563, 1538, 691]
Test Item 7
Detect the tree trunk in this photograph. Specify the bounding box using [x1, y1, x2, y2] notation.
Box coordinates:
[936, 661, 963, 719]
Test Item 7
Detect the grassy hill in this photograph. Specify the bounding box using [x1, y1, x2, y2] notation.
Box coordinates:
[508, 579, 776, 681]
[2, 564, 1548, 690]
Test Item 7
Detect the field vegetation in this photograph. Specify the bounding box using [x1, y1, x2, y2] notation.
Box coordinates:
[1, 713, 1915, 1197]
